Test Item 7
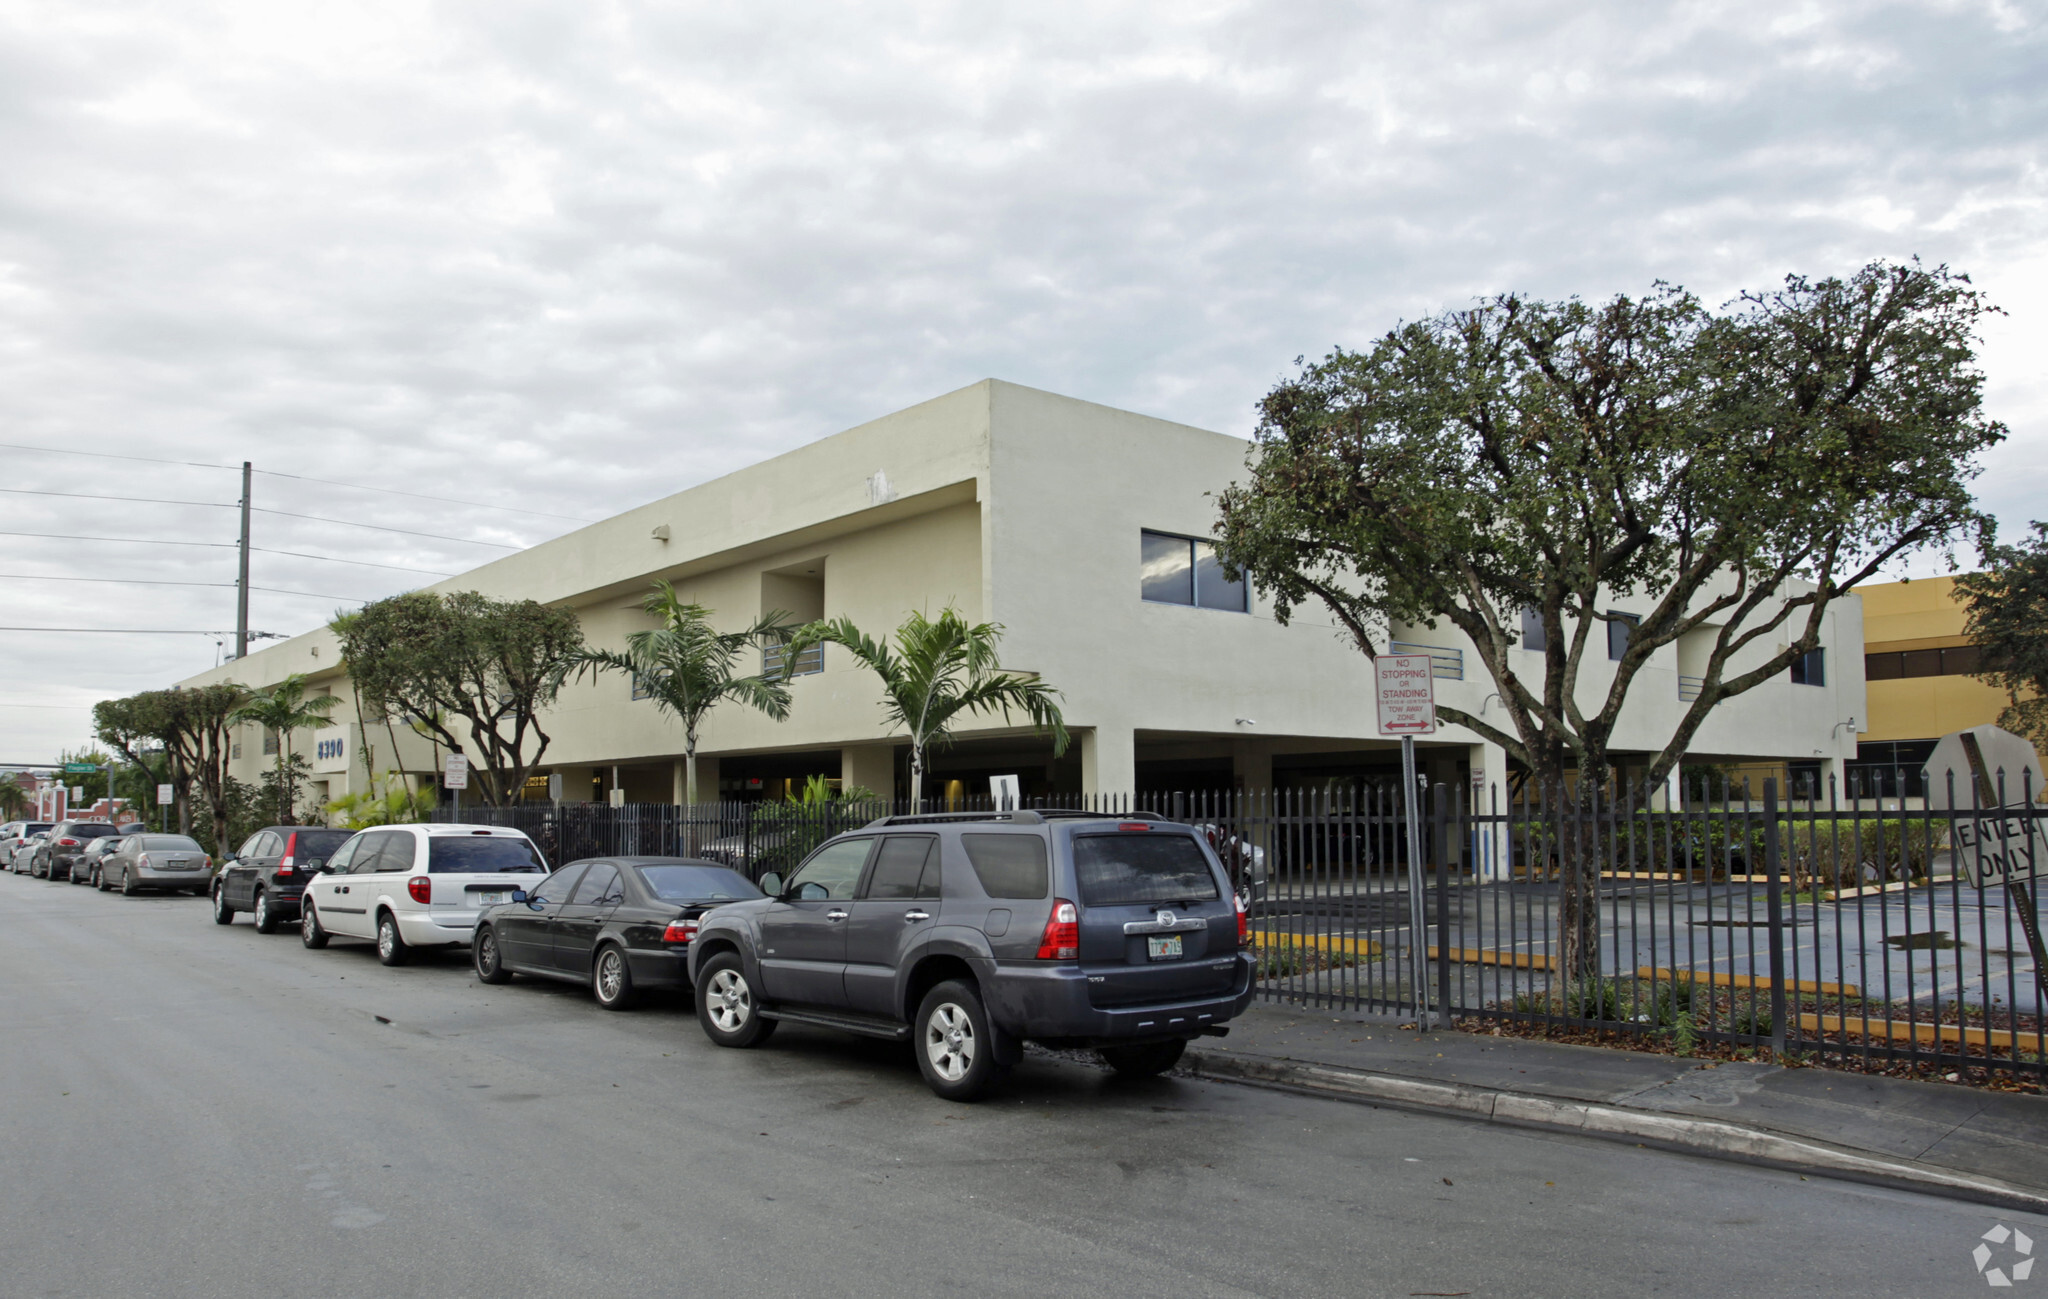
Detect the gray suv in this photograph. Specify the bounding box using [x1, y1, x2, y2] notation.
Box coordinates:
[688, 810, 1254, 1101]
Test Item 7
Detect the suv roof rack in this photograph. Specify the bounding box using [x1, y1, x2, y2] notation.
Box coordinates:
[859, 809, 1174, 829]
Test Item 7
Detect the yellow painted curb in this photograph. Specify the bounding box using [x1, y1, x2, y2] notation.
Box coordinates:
[1636, 967, 1860, 999]
[1253, 931, 1383, 959]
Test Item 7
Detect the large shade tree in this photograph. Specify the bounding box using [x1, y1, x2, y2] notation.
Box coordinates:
[93, 684, 247, 849]
[1956, 521, 2048, 756]
[566, 582, 795, 807]
[228, 674, 340, 825]
[334, 591, 583, 807]
[787, 607, 1068, 807]
[1215, 262, 2003, 985]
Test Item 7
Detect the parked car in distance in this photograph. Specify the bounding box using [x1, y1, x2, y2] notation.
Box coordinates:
[300, 824, 548, 966]
[12, 830, 50, 874]
[0, 822, 53, 872]
[99, 834, 212, 895]
[74, 834, 129, 886]
[34, 820, 125, 881]
[474, 858, 762, 1009]
[688, 809, 1255, 1101]
[213, 825, 355, 933]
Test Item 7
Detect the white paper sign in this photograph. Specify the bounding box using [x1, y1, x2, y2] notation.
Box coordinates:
[990, 774, 1020, 811]
[443, 753, 469, 790]
[1375, 654, 1437, 735]
[156, 783, 174, 806]
[1924, 725, 2047, 889]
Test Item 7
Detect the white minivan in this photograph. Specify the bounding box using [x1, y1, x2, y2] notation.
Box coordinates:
[300, 824, 549, 966]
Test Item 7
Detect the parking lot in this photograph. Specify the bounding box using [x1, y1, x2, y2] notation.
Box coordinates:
[0, 869, 2027, 1298]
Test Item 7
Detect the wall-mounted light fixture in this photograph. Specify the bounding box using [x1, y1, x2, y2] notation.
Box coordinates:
[651, 524, 672, 542]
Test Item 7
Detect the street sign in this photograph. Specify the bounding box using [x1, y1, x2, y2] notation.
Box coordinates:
[546, 772, 563, 803]
[156, 784, 174, 806]
[1374, 654, 1437, 735]
[1925, 725, 2047, 889]
[990, 774, 1020, 811]
[443, 754, 469, 790]
[70, 785, 84, 801]
[62, 762, 98, 774]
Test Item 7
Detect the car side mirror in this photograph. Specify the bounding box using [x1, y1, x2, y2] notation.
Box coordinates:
[510, 888, 529, 904]
[758, 872, 783, 897]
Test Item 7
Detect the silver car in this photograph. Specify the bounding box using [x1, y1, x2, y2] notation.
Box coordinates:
[11, 830, 50, 875]
[99, 834, 212, 895]
[73, 835, 128, 887]
[3, 823, 53, 873]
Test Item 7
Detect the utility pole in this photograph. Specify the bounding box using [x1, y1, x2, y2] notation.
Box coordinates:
[235, 461, 252, 662]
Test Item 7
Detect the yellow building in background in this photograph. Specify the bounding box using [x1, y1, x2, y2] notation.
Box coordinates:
[1852, 575, 2041, 800]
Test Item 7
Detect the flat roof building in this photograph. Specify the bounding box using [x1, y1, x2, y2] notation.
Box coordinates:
[179, 380, 1865, 810]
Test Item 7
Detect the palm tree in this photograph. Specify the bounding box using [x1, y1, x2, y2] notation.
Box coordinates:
[787, 607, 1067, 808]
[566, 582, 796, 806]
[228, 674, 340, 825]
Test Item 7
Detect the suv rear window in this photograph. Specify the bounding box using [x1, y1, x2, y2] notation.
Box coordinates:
[427, 836, 546, 874]
[962, 834, 1048, 899]
[71, 823, 121, 838]
[287, 829, 352, 862]
[1072, 833, 1219, 906]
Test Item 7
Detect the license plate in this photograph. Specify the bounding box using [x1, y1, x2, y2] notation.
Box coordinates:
[161, 859, 194, 870]
[1146, 935, 1183, 960]
[471, 890, 509, 906]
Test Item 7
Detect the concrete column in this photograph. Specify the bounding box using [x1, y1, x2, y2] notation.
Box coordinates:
[841, 744, 895, 802]
[1231, 738, 1272, 794]
[1081, 726, 1134, 802]
[1467, 740, 1508, 880]
[672, 759, 687, 806]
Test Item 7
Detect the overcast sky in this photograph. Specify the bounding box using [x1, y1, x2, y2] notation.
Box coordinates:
[0, 0, 2043, 761]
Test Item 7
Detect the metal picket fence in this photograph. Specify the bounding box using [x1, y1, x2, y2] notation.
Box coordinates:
[435, 777, 2048, 1082]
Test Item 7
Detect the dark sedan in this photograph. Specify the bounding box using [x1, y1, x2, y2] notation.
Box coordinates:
[472, 857, 762, 1010]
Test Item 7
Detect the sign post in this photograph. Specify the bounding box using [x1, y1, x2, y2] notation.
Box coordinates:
[1376, 654, 1438, 1025]
[443, 753, 469, 815]
[1925, 725, 2048, 1000]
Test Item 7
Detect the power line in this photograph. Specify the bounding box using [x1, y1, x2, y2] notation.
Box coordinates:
[254, 468, 598, 524]
[0, 575, 373, 602]
[247, 546, 453, 577]
[0, 627, 290, 635]
[0, 486, 232, 509]
[0, 530, 235, 548]
[248, 505, 521, 549]
[0, 441, 231, 471]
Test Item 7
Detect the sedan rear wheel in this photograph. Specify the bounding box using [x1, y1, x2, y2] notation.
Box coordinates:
[120, 870, 137, 896]
[94, 867, 108, 892]
[592, 944, 636, 1011]
[212, 886, 235, 925]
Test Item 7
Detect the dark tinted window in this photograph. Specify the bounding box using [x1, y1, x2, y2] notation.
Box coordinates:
[1901, 648, 1943, 677]
[635, 865, 762, 902]
[529, 863, 585, 904]
[25, 824, 51, 834]
[70, 823, 121, 839]
[237, 833, 268, 858]
[571, 863, 622, 905]
[1519, 605, 1547, 652]
[1072, 833, 1219, 906]
[864, 836, 937, 900]
[427, 836, 545, 874]
[361, 830, 416, 874]
[1606, 612, 1638, 661]
[1790, 648, 1825, 686]
[1865, 652, 1902, 681]
[140, 836, 203, 852]
[286, 829, 351, 864]
[962, 834, 1048, 900]
[1141, 531, 1193, 604]
[324, 835, 364, 873]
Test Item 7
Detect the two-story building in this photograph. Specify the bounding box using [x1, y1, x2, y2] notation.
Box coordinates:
[180, 379, 1866, 814]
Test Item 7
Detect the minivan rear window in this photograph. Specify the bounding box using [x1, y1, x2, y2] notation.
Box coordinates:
[961, 834, 1048, 899]
[427, 836, 546, 874]
[1072, 834, 1220, 906]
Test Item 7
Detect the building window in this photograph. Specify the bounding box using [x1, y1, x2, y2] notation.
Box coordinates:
[1790, 648, 1826, 686]
[1844, 739, 1938, 799]
[762, 643, 824, 677]
[1140, 531, 1246, 612]
[261, 732, 279, 757]
[1864, 645, 1982, 680]
[1519, 605, 1547, 652]
[231, 742, 241, 760]
[1606, 612, 1639, 662]
[1788, 760, 1824, 801]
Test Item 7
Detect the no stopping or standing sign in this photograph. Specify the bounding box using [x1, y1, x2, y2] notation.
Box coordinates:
[1375, 654, 1437, 735]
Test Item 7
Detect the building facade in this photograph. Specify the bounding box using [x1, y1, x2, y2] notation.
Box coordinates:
[179, 380, 1866, 812]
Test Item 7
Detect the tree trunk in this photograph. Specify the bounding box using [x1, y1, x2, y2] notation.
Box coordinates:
[683, 730, 699, 856]
[909, 744, 925, 811]
[1551, 773, 1605, 1004]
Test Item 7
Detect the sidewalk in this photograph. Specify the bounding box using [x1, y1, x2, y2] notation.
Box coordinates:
[1185, 1003, 2048, 1212]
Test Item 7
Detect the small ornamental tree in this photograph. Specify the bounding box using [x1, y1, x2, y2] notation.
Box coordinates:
[787, 607, 1068, 807]
[1956, 521, 2048, 755]
[95, 685, 245, 844]
[1216, 262, 2003, 985]
[228, 674, 340, 825]
[335, 591, 583, 807]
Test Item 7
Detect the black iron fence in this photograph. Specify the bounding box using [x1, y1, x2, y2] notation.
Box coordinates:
[434, 778, 2048, 1082]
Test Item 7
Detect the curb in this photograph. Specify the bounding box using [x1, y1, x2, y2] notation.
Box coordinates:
[1183, 1047, 2048, 1215]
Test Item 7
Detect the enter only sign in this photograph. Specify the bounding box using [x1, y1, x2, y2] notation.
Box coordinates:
[1375, 654, 1437, 735]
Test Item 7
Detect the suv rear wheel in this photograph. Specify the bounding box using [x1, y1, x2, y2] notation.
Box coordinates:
[252, 889, 279, 934]
[1099, 1039, 1187, 1077]
[696, 952, 774, 1047]
[212, 887, 235, 925]
[915, 980, 1007, 1102]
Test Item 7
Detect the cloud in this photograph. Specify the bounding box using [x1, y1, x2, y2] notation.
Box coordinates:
[0, 0, 2041, 755]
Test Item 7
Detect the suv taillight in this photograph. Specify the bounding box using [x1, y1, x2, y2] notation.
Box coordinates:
[662, 917, 699, 944]
[1035, 899, 1079, 961]
[408, 876, 432, 904]
[281, 832, 297, 868]
[58, 837, 78, 847]
[1235, 892, 1250, 948]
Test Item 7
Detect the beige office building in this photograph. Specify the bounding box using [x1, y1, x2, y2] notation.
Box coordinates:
[180, 380, 1866, 812]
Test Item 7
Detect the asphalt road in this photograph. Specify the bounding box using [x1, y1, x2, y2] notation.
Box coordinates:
[1, 869, 2038, 1299]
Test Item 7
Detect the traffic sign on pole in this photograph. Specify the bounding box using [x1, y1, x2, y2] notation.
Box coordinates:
[156, 784, 174, 806]
[443, 754, 469, 790]
[1375, 654, 1437, 735]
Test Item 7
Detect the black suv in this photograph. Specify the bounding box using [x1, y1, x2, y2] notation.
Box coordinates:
[688, 810, 1254, 1100]
[213, 825, 355, 933]
[36, 820, 124, 881]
